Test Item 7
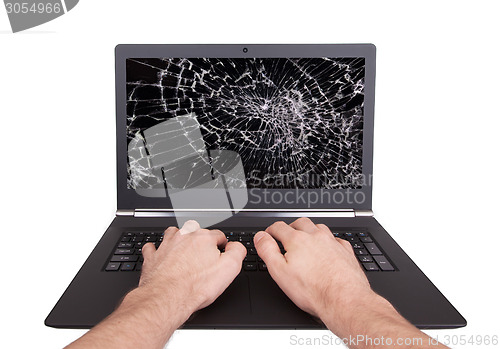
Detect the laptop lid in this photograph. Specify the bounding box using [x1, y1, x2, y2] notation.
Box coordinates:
[115, 44, 376, 212]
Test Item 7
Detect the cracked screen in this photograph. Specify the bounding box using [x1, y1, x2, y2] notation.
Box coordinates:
[126, 57, 365, 189]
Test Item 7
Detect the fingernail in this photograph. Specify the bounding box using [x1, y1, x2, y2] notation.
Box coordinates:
[254, 231, 265, 244]
[179, 220, 200, 235]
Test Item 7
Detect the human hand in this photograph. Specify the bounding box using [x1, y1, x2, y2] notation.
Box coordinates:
[253, 218, 378, 322]
[138, 224, 247, 321]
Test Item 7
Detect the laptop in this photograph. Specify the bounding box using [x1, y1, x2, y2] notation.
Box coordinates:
[45, 44, 466, 329]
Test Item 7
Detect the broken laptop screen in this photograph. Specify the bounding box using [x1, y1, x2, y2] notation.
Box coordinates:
[126, 58, 365, 191]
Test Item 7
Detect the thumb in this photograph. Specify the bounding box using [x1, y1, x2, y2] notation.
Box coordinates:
[213, 241, 247, 296]
[254, 231, 286, 271]
[220, 241, 247, 275]
[142, 242, 156, 262]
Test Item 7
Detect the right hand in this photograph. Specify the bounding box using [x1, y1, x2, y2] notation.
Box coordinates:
[253, 217, 376, 320]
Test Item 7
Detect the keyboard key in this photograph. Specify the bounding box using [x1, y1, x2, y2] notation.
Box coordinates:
[111, 255, 139, 262]
[373, 256, 395, 271]
[108, 229, 395, 272]
[363, 263, 379, 271]
[243, 263, 257, 271]
[358, 255, 373, 263]
[121, 262, 136, 271]
[105, 262, 120, 271]
[115, 249, 134, 255]
[364, 243, 382, 255]
[351, 242, 364, 249]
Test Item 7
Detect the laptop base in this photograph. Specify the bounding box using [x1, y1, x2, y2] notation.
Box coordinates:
[45, 215, 466, 329]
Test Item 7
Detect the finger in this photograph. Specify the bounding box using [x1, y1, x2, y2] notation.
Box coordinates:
[315, 223, 332, 235]
[178, 220, 201, 235]
[335, 237, 354, 254]
[289, 217, 318, 233]
[211, 229, 228, 248]
[163, 226, 179, 241]
[254, 231, 286, 270]
[195, 229, 228, 249]
[221, 241, 247, 265]
[265, 221, 296, 247]
[142, 242, 156, 261]
[216, 241, 247, 287]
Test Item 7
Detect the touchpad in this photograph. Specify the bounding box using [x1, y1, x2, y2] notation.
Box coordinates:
[248, 274, 320, 326]
[185, 273, 251, 326]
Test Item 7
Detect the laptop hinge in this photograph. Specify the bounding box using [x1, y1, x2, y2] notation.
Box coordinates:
[354, 210, 374, 217]
[130, 208, 362, 218]
[116, 209, 135, 216]
[117, 209, 372, 218]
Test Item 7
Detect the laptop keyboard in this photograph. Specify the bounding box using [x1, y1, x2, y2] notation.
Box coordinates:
[104, 230, 395, 272]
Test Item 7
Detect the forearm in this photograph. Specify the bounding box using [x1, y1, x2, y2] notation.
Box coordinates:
[65, 286, 192, 349]
[321, 292, 448, 349]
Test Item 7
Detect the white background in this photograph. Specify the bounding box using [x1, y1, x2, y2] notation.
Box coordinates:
[1, 1, 499, 348]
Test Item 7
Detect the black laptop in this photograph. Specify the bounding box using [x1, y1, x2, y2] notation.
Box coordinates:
[45, 44, 466, 329]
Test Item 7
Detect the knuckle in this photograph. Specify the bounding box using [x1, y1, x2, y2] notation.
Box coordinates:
[164, 226, 177, 233]
[342, 240, 352, 248]
[213, 229, 226, 238]
[268, 221, 286, 231]
[296, 217, 311, 224]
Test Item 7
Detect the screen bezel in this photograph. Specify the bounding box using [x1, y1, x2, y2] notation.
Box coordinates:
[115, 44, 376, 211]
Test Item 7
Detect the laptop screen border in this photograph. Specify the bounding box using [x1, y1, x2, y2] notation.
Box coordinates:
[115, 44, 375, 211]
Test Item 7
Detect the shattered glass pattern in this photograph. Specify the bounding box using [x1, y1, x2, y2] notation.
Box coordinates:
[126, 57, 365, 189]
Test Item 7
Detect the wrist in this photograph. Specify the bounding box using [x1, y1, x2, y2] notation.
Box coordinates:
[120, 284, 195, 330]
[319, 290, 403, 337]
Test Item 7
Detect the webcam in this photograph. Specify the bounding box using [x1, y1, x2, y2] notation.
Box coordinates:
[243, 47, 248, 53]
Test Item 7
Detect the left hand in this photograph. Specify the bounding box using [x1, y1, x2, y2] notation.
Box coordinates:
[138, 225, 247, 319]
